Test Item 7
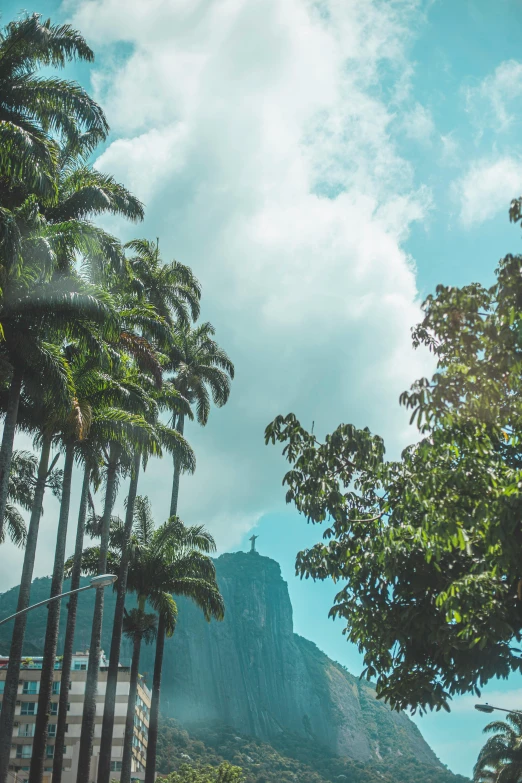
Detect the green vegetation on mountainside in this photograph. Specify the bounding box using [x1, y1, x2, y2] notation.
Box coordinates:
[155, 718, 469, 783]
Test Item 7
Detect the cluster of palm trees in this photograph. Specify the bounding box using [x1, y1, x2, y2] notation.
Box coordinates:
[0, 13, 233, 783]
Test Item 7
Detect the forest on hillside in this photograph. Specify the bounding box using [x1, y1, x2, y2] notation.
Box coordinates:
[155, 718, 470, 783]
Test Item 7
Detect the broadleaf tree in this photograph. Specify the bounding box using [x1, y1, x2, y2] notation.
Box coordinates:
[266, 214, 522, 714]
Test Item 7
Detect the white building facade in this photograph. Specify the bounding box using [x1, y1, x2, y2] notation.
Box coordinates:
[0, 652, 150, 783]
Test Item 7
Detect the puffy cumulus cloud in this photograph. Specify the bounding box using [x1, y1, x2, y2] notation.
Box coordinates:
[453, 157, 522, 227]
[46, 0, 435, 555]
[464, 59, 522, 134]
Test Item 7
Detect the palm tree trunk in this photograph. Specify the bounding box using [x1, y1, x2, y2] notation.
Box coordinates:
[120, 633, 142, 783]
[97, 452, 141, 783]
[29, 440, 75, 783]
[52, 463, 90, 783]
[169, 413, 184, 518]
[76, 443, 120, 783]
[0, 366, 22, 540]
[144, 615, 166, 783]
[0, 433, 53, 783]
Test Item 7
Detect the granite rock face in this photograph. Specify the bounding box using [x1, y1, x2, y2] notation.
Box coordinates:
[140, 552, 440, 766]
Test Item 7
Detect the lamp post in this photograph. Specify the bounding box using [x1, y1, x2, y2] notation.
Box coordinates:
[475, 703, 522, 716]
[0, 574, 117, 628]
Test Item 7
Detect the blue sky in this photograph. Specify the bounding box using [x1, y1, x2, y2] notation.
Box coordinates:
[3, 0, 522, 777]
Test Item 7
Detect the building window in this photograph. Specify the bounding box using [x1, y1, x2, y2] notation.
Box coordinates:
[21, 703, 37, 715]
[73, 662, 87, 671]
[18, 724, 35, 738]
[0, 681, 4, 694]
[52, 682, 60, 695]
[46, 745, 54, 759]
[22, 682, 38, 695]
[50, 703, 58, 716]
[110, 762, 122, 771]
[16, 746, 32, 759]
[48, 724, 56, 737]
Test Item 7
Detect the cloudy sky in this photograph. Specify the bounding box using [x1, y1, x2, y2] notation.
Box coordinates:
[3, 0, 522, 776]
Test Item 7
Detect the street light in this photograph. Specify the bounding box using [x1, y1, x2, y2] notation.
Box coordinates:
[475, 703, 522, 716]
[0, 574, 117, 628]
[89, 574, 118, 589]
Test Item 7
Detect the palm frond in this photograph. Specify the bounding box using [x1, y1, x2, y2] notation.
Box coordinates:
[1, 503, 27, 546]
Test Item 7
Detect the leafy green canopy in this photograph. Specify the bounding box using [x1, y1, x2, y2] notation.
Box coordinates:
[266, 217, 522, 715]
[157, 763, 244, 783]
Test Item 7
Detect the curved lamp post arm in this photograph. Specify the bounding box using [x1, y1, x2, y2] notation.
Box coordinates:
[0, 575, 117, 628]
[475, 704, 522, 716]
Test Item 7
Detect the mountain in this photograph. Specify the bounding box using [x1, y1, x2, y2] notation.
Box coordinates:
[0, 551, 467, 783]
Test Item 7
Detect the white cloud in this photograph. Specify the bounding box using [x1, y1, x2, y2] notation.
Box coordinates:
[0, 0, 435, 589]
[439, 133, 460, 166]
[453, 156, 522, 227]
[450, 688, 522, 715]
[465, 59, 522, 134]
[399, 102, 435, 144]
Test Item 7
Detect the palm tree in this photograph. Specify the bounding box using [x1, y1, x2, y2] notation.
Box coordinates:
[166, 321, 234, 518]
[0, 133, 143, 542]
[55, 379, 166, 783]
[30, 353, 117, 783]
[0, 371, 68, 783]
[0, 22, 140, 547]
[0, 13, 107, 202]
[71, 500, 224, 783]
[120, 607, 159, 783]
[93, 240, 198, 783]
[75, 413, 156, 783]
[51, 459, 94, 783]
[0, 274, 118, 543]
[474, 713, 522, 783]
[28, 433, 77, 783]
[141, 516, 225, 783]
[0, 294, 121, 766]
[75, 316, 183, 783]
[96, 383, 194, 783]
[124, 238, 200, 328]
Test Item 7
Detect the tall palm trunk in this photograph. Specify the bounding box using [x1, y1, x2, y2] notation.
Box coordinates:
[147, 421, 182, 783]
[97, 452, 141, 783]
[76, 443, 120, 783]
[52, 464, 90, 783]
[30, 440, 75, 783]
[0, 433, 53, 783]
[120, 631, 143, 783]
[169, 413, 184, 518]
[0, 366, 22, 539]
[144, 615, 166, 783]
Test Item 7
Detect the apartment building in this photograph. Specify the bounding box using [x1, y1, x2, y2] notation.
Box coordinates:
[0, 652, 150, 783]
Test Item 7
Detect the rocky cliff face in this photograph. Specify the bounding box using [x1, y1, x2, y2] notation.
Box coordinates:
[140, 552, 439, 766]
[0, 551, 441, 769]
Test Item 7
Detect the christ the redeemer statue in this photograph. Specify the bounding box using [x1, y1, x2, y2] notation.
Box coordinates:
[249, 534, 259, 553]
